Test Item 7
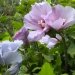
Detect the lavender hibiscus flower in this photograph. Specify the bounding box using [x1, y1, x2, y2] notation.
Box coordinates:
[14, 2, 74, 49]
[13, 27, 29, 44]
[39, 35, 57, 49]
[39, 34, 62, 49]
[44, 4, 75, 30]
[24, 2, 52, 42]
[0, 40, 23, 75]
[0, 40, 23, 65]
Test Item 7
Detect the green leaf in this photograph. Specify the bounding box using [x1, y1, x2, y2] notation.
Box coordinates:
[46, 0, 51, 3]
[18, 65, 28, 75]
[65, 25, 75, 39]
[14, 12, 22, 21]
[0, 16, 7, 23]
[12, 21, 23, 30]
[32, 67, 41, 72]
[42, 54, 53, 62]
[39, 62, 55, 75]
[69, 31, 75, 39]
[61, 74, 68, 75]
[68, 43, 75, 57]
[72, 70, 75, 75]
[55, 54, 62, 66]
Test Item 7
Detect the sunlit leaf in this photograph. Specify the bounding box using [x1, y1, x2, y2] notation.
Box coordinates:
[39, 62, 55, 75]
[68, 43, 75, 57]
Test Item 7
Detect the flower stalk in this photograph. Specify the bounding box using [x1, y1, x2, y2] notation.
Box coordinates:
[61, 32, 69, 73]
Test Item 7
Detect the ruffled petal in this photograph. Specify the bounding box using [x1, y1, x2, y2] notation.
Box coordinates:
[5, 64, 20, 75]
[13, 27, 29, 44]
[64, 6, 75, 19]
[64, 17, 75, 29]
[2, 40, 23, 55]
[50, 18, 65, 30]
[28, 30, 45, 42]
[39, 35, 50, 44]
[24, 2, 52, 31]
[24, 14, 42, 30]
[56, 34, 62, 40]
[54, 4, 64, 18]
[3, 52, 22, 64]
[0, 55, 4, 65]
[9, 40, 23, 51]
[39, 35, 58, 49]
[31, 2, 52, 17]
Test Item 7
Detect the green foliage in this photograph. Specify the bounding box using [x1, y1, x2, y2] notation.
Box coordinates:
[39, 62, 55, 75]
[0, 0, 36, 40]
[68, 43, 75, 58]
[46, 0, 51, 4]
[0, 0, 75, 75]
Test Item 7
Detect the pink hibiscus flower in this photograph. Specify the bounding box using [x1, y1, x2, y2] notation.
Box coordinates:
[13, 27, 29, 44]
[24, 2, 52, 42]
[44, 4, 75, 30]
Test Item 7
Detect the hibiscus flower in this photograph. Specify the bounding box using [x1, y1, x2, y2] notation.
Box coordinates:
[24, 2, 52, 42]
[44, 4, 75, 30]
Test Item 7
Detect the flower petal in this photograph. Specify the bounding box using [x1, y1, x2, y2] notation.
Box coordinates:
[10, 40, 23, 51]
[47, 41, 57, 49]
[13, 27, 29, 44]
[47, 38, 57, 49]
[0, 55, 4, 65]
[56, 34, 62, 40]
[64, 6, 75, 19]
[3, 52, 22, 64]
[64, 19, 75, 28]
[54, 4, 64, 18]
[50, 18, 65, 30]
[5, 64, 20, 75]
[28, 30, 45, 42]
[31, 2, 52, 17]
[0, 43, 2, 57]
[39, 35, 58, 49]
[39, 35, 50, 44]
[2, 40, 23, 55]
[24, 14, 41, 30]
